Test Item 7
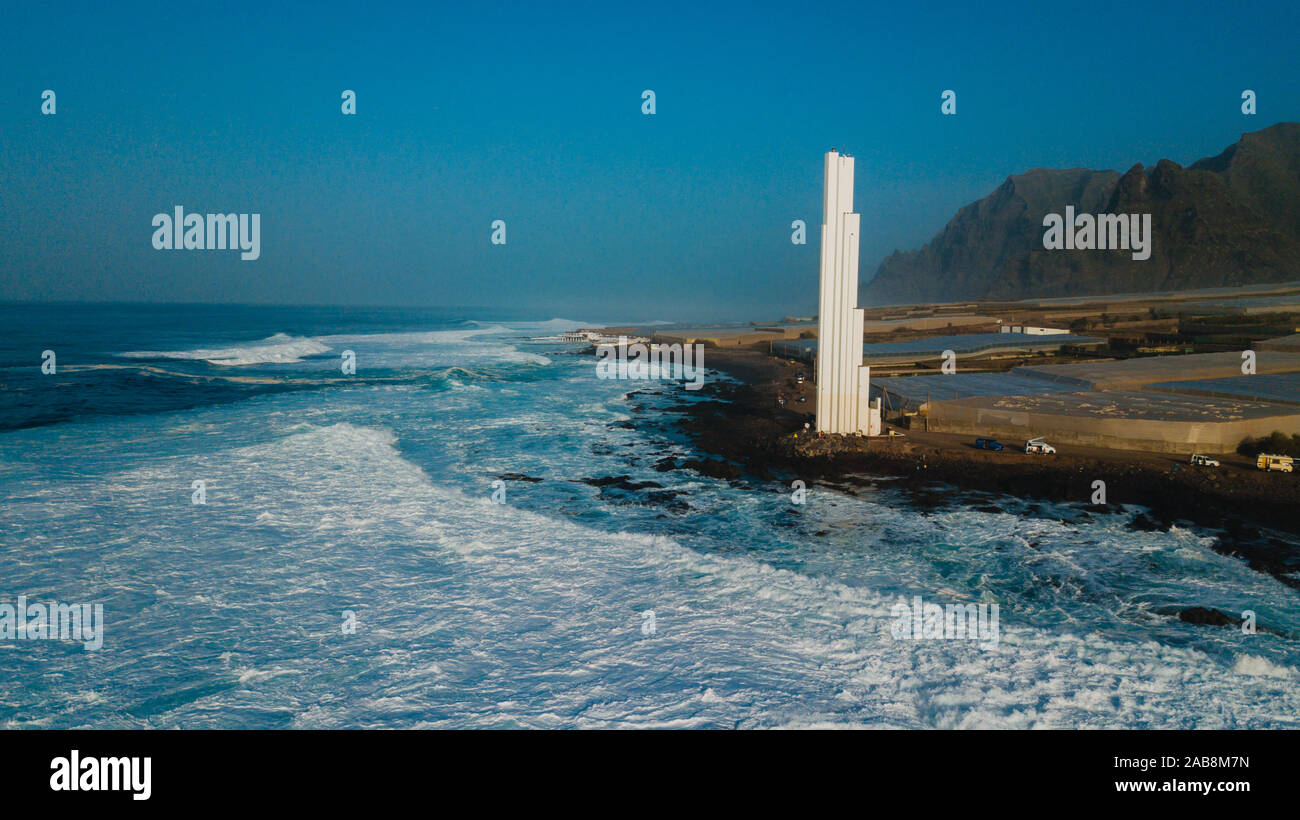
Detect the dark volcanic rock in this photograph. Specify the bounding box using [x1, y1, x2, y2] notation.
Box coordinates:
[644, 491, 692, 514]
[1127, 512, 1170, 532]
[1172, 607, 1242, 627]
[577, 475, 691, 514]
[678, 458, 742, 480]
[1209, 528, 1300, 591]
[580, 476, 663, 491]
[1162, 605, 1296, 639]
[617, 349, 1300, 595]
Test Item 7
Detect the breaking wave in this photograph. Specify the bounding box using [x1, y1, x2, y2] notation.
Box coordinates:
[120, 333, 332, 366]
[4, 418, 1298, 729]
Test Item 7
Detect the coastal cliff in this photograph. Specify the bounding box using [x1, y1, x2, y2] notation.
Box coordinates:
[863, 123, 1300, 304]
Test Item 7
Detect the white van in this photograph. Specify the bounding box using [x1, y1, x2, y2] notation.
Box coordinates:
[1025, 437, 1056, 455]
[1190, 454, 1220, 467]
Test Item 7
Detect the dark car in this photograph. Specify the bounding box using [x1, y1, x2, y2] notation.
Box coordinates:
[974, 437, 1004, 452]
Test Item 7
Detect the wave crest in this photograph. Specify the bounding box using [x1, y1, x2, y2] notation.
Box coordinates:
[120, 333, 332, 366]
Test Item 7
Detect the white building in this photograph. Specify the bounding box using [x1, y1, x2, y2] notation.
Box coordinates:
[815, 150, 881, 435]
[1000, 325, 1069, 335]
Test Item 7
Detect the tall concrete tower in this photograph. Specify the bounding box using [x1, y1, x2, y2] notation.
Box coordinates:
[815, 150, 880, 435]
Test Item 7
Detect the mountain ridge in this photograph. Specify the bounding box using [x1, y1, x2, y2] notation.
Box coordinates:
[863, 122, 1300, 304]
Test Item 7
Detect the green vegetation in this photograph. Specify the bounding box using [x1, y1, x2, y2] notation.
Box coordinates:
[1238, 431, 1300, 458]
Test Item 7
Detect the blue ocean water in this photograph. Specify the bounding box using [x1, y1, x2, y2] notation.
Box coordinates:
[1, 303, 1298, 729]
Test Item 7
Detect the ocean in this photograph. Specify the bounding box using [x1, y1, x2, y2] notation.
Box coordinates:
[1, 303, 1297, 728]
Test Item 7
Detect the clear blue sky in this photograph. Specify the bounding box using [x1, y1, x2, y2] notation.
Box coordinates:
[2, 0, 1297, 322]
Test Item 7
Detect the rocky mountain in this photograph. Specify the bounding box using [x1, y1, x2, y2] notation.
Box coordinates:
[863, 122, 1300, 304]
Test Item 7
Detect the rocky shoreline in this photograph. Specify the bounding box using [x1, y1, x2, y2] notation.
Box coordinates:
[640, 348, 1300, 589]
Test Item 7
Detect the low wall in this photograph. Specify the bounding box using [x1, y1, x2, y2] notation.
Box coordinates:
[651, 331, 784, 348]
[926, 401, 1300, 454]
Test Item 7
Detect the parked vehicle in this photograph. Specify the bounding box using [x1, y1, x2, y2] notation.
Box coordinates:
[795, 372, 806, 384]
[974, 437, 1004, 452]
[1257, 453, 1294, 473]
[1190, 454, 1220, 467]
[1025, 437, 1056, 455]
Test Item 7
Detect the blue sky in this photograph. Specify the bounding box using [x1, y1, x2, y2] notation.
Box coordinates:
[2, 0, 1297, 321]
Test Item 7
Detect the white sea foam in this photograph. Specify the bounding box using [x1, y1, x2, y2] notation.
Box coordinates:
[465, 318, 590, 333]
[317, 328, 551, 367]
[117, 326, 554, 369]
[120, 333, 332, 366]
[7, 328, 1300, 731]
[1233, 654, 1295, 678]
[10, 421, 1283, 729]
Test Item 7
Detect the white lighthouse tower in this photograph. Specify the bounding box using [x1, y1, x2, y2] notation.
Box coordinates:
[815, 150, 881, 435]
